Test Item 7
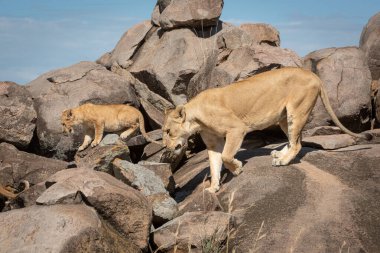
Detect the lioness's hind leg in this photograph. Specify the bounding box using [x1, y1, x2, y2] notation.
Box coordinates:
[271, 118, 289, 159]
[120, 125, 138, 140]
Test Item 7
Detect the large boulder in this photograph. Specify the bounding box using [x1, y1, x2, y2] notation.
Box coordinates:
[360, 12, 380, 80]
[0, 142, 68, 187]
[152, 211, 234, 252]
[239, 23, 280, 46]
[303, 47, 372, 130]
[158, 0, 224, 30]
[129, 28, 215, 105]
[97, 21, 153, 69]
[26, 61, 139, 160]
[188, 44, 302, 98]
[36, 168, 152, 250]
[0, 81, 37, 148]
[0, 204, 141, 253]
[182, 142, 379, 253]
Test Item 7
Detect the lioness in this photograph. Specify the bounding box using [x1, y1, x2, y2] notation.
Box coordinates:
[61, 103, 160, 151]
[163, 67, 371, 193]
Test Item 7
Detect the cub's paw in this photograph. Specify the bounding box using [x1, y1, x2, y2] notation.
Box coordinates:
[205, 185, 220, 193]
[78, 146, 85, 152]
[91, 141, 99, 148]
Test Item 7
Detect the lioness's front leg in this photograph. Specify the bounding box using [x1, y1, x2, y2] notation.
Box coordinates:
[91, 122, 104, 147]
[222, 129, 246, 176]
[201, 132, 224, 193]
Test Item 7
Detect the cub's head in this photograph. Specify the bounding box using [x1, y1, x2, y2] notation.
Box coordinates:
[162, 105, 190, 154]
[61, 109, 78, 134]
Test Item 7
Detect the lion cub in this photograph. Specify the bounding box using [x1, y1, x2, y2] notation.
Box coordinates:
[61, 103, 160, 151]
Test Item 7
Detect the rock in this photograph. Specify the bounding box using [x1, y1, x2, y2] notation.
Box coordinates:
[112, 158, 167, 196]
[153, 211, 234, 252]
[75, 135, 130, 173]
[111, 66, 173, 128]
[36, 168, 151, 250]
[303, 126, 343, 137]
[216, 26, 252, 50]
[207, 143, 380, 252]
[303, 47, 372, 131]
[129, 28, 215, 105]
[127, 129, 163, 147]
[26, 61, 138, 160]
[177, 188, 222, 217]
[141, 142, 185, 171]
[148, 192, 178, 226]
[0, 81, 37, 148]
[113, 159, 177, 226]
[209, 44, 302, 88]
[158, 0, 224, 30]
[151, 3, 160, 26]
[18, 182, 47, 207]
[138, 161, 175, 194]
[0, 204, 141, 253]
[98, 21, 153, 69]
[302, 134, 356, 150]
[0, 142, 68, 186]
[360, 12, 380, 80]
[239, 23, 280, 46]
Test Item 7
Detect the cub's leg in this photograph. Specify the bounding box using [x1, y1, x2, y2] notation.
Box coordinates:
[78, 126, 93, 151]
[78, 135, 92, 151]
[91, 122, 104, 147]
[271, 118, 289, 159]
[222, 129, 246, 176]
[200, 132, 225, 193]
[120, 124, 138, 140]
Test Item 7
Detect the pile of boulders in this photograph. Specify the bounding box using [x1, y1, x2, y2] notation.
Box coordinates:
[1, 0, 379, 252]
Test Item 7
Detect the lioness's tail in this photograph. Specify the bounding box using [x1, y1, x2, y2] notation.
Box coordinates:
[137, 112, 163, 146]
[319, 85, 372, 140]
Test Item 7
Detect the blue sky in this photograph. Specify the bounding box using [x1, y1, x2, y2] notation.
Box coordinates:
[0, 0, 378, 84]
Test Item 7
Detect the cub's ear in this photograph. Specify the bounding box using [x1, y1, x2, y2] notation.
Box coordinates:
[164, 106, 175, 115]
[62, 109, 73, 119]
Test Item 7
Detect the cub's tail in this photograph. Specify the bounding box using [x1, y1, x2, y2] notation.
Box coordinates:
[0, 180, 30, 199]
[319, 84, 372, 141]
[137, 112, 164, 146]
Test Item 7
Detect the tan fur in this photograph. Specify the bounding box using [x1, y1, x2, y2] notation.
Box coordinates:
[61, 103, 160, 151]
[163, 67, 370, 193]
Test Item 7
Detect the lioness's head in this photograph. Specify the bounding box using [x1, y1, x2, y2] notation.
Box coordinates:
[61, 109, 77, 134]
[162, 105, 190, 154]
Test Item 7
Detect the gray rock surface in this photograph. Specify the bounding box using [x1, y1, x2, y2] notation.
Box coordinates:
[0, 81, 37, 148]
[0, 204, 141, 253]
[26, 61, 138, 160]
[0, 142, 68, 186]
[153, 211, 233, 252]
[303, 47, 372, 130]
[360, 12, 380, 80]
[239, 23, 280, 46]
[158, 0, 224, 30]
[302, 134, 356, 150]
[36, 168, 151, 250]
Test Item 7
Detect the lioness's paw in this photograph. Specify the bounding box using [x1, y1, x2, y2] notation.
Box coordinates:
[271, 150, 280, 158]
[78, 146, 85, 152]
[205, 185, 220, 193]
[272, 158, 290, 167]
[91, 141, 99, 148]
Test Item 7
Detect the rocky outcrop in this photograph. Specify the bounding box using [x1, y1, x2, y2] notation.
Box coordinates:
[0, 81, 37, 148]
[360, 12, 380, 80]
[26, 61, 138, 160]
[0, 204, 141, 253]
[157, 0, 224, 30]
[36, 168, 152, 250]
[303, 47, 372, 131]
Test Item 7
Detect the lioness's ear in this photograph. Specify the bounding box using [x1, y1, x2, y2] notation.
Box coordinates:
[175, 105, 186, 123]
[164, 107, 174, 115]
